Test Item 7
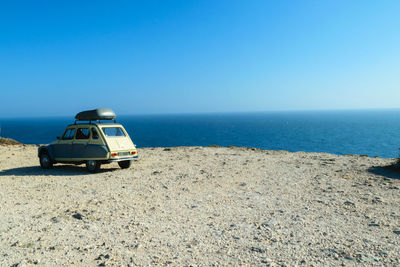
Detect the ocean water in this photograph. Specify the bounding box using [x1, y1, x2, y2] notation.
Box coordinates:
[1, 110, 400, 158]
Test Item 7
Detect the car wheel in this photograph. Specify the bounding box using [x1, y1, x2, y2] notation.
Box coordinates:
[86, 160, 101, 173]
[118, 160, 132, 169]
[40, 152, 53, 169]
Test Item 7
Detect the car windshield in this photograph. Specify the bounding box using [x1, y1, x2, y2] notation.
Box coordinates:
[62, 128, 75, 140]
[102, 127, 126, 137]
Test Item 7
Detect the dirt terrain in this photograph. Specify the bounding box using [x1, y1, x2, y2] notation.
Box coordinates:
[0, 145, 399, 266]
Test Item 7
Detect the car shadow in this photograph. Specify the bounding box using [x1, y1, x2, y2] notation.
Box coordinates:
[0, 165, 119, 176]
[367, 165, 400, 180]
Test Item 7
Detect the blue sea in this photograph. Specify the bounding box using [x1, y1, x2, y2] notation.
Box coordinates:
[1, 110, 400, 158]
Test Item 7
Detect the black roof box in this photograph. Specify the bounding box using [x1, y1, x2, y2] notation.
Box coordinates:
[75, 108, 116, 121]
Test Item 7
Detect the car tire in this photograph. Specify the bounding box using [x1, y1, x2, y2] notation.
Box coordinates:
[86, 160, 101, 173]
[118, 160, 132, 169]
[40, 152, 53, 169]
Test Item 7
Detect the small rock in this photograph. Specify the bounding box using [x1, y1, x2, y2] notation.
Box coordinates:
[372, 198, 382, 204]
[393, 230, 400, 235]
[261, 258, 272, 264]
[257, 221, 271, 229]
[378, 251, 388, 257]
[357, 253, 378, 263]
[163, 148, 171, 151]
[95, 254, 104, 260]
[11, 264, 19, 267]
[98, 263, 106, 267]
[128, 243, 141, 249]
[343, 201, 355, 206]
[368, 223, 379, 227]
[251, 247, 265, 253]
[72, 213, 83, 220]
[344, 255, 354, 260]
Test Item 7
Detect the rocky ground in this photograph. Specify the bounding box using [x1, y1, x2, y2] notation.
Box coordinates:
[0, 145, 399, 266]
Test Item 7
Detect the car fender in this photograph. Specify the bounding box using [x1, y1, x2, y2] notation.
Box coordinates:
[38, 145, 55, 161]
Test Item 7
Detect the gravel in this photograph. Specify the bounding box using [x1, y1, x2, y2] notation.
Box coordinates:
[0, 145, 399, 265]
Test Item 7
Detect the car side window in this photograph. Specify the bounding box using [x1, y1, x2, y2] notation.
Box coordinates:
[76, 128, 90, 139]
[91, 128, 99, 140]
[62, 128, 76, 140]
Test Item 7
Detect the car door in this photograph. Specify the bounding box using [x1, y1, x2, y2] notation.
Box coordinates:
[84, 126, 109, 159]
[53, 127, 75, 160]
[72, 127, 90, 159]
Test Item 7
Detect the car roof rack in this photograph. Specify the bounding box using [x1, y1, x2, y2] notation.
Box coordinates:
[74, 108, 117, 124]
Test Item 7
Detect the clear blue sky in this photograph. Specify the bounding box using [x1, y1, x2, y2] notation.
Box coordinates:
[1, 0, 399, 117]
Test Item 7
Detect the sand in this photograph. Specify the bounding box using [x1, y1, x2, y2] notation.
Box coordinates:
[0, 145, 399, 266]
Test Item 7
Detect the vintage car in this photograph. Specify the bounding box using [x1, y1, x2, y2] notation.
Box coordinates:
[38, 108, 138, 172]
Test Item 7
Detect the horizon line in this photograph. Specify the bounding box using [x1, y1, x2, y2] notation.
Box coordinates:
[1, 107, 400, 119]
